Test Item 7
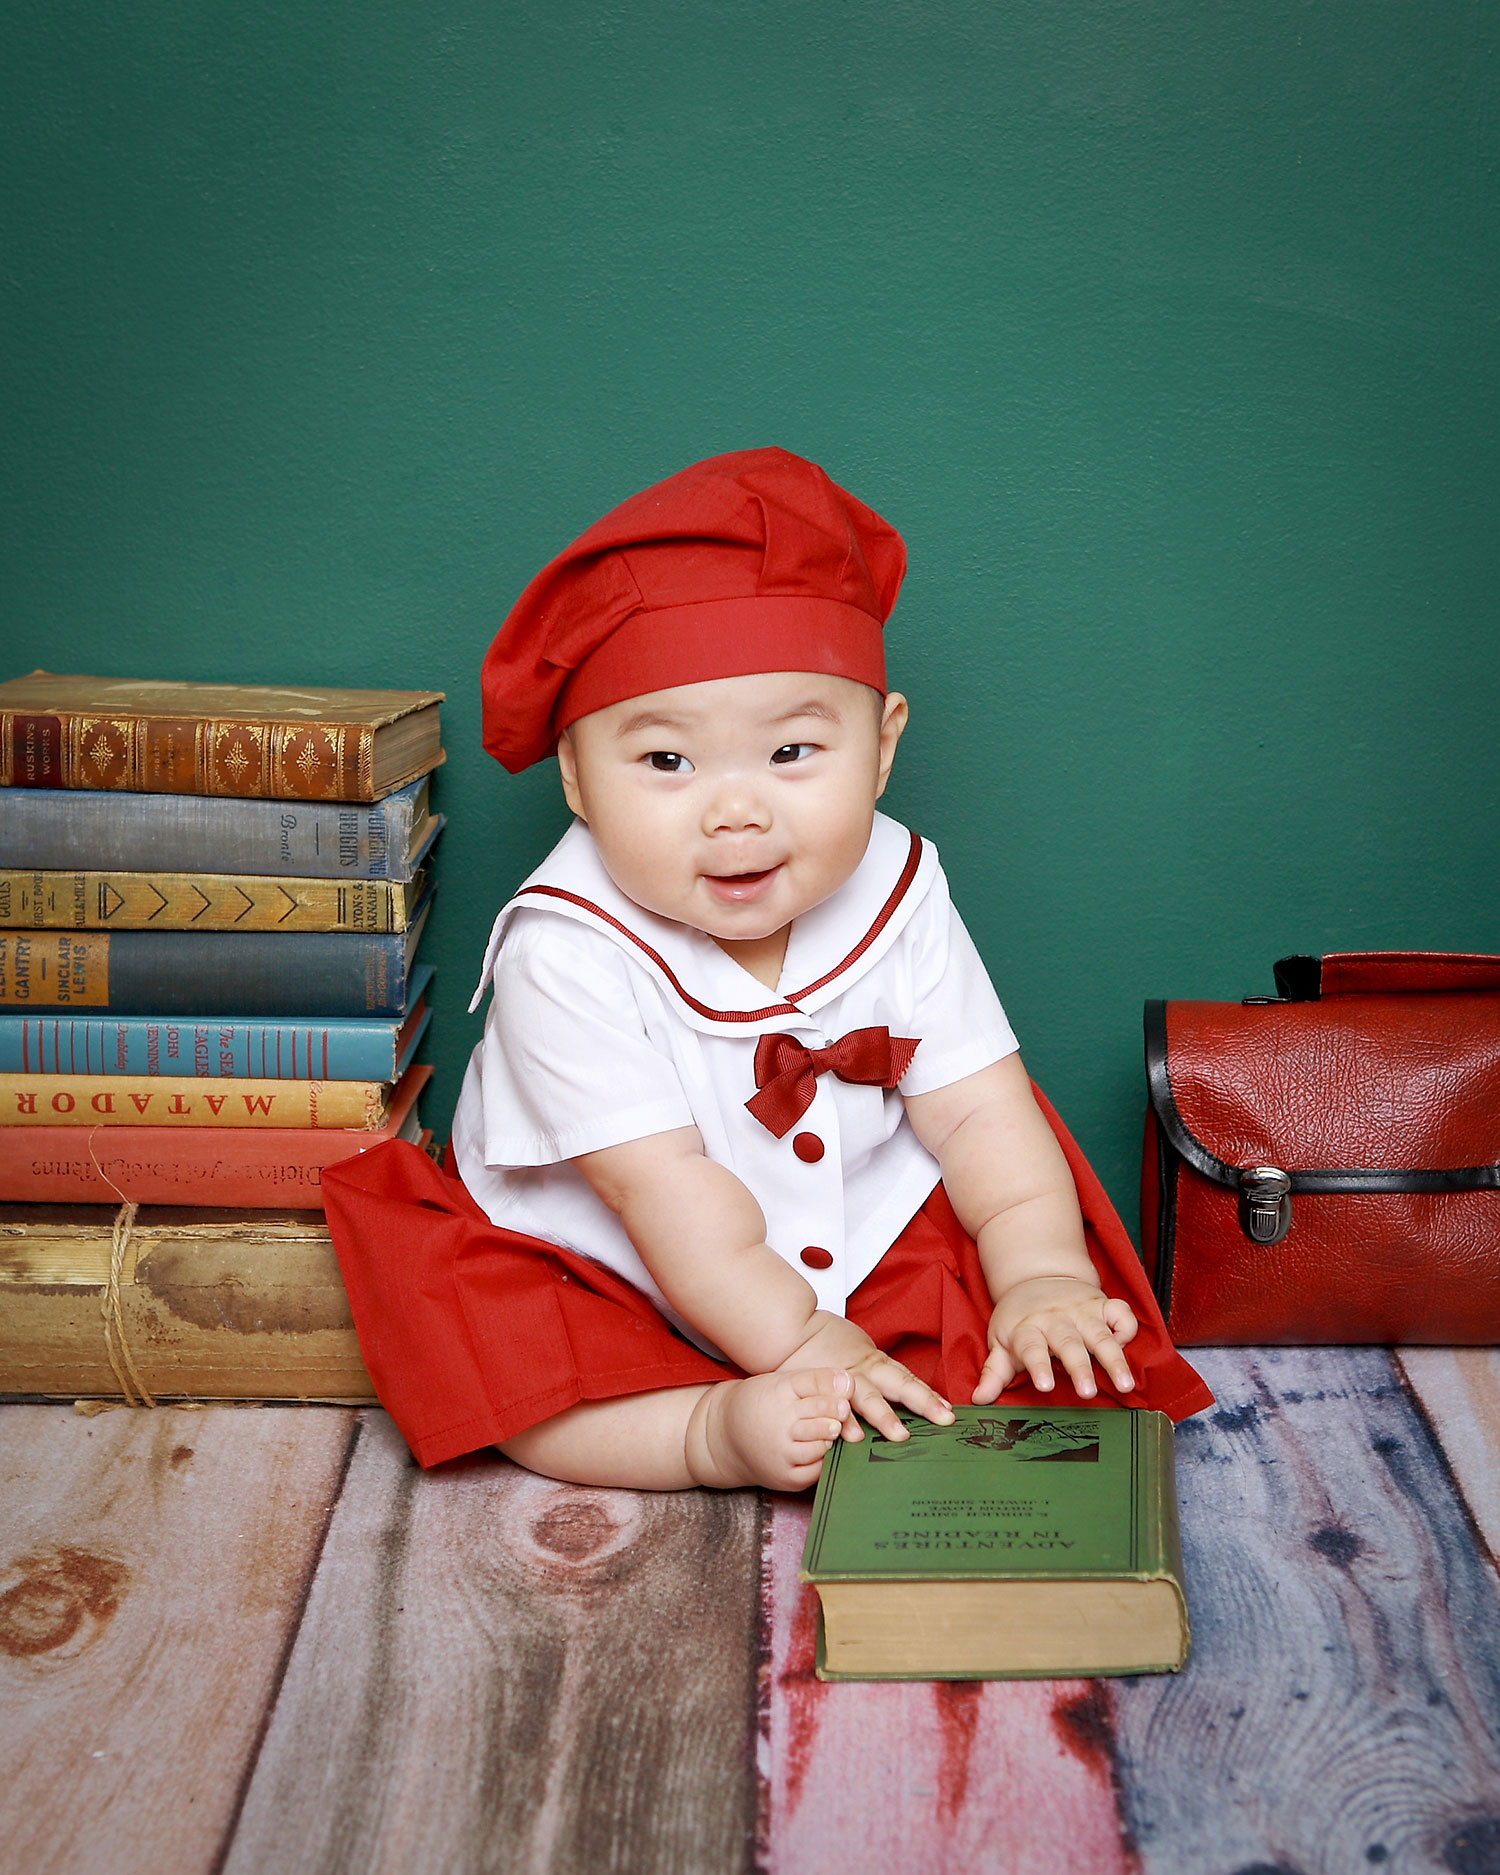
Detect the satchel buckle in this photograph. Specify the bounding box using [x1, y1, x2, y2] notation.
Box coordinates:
[1239, 1166, 1292, 1245]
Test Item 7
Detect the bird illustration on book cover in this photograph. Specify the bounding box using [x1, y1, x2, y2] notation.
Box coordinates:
[868, 1414, 1102, 1463]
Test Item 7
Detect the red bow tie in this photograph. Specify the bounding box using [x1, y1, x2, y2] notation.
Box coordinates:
[745, 1027, 920, 1138]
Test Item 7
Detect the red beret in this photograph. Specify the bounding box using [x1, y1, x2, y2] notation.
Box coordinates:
[480, 447, 906, 772]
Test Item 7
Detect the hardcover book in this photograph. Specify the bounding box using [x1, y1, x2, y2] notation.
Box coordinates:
[0, 1073, 391, 1129]
[0, 1202, 383, 1402]
[0, 776, 442, 880]
[0, 1064, 429, 1207]
[0, 866, 428, 932]
[0, 966, 432, 1081]
[801, 1405, 1189, 1681]
[0, 671, 444, 802]
[0, 896, 431, 1017]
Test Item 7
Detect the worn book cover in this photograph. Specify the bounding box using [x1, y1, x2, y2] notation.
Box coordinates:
[0, 671, 444, 802]
[0, 895, 431, 1017]
[0, 867, 427, 933]
[0, 1065, 429, 1207]
[0, 1073, 390, 1129]
[0, 966, 432, 1081]
[801, 1405, 1188, 1680]
[0, 776, 442, 881]
[0, 1202, 384, 1402]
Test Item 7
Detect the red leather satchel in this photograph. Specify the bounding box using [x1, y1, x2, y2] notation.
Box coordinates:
[1141, 951, 1500, 1344]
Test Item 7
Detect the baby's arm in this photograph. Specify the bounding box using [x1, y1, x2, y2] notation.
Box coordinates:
[573, 1126, 952, 1439]
[903, 1053, 1138, 1403]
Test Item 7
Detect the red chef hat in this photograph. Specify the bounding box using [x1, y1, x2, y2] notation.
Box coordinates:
[481, 447, 906, 772]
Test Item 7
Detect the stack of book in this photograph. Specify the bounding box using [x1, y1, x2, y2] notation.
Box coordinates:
[0, 671, 445, 1401]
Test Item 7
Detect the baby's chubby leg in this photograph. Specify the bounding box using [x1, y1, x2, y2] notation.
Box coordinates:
[499, 1369, 853, 1492]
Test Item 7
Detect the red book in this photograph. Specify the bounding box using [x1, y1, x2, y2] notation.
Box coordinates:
[0, 1065, 430, 1208]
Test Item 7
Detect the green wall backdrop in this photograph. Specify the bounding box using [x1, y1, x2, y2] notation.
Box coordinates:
[3, 1, 1497, 1224]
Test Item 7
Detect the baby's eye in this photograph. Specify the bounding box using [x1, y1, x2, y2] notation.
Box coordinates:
[646, 751, 693, 774]
[770, 743, 817, 765]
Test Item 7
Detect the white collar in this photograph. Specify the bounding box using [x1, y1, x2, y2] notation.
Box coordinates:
[470, 811, 938, 1035]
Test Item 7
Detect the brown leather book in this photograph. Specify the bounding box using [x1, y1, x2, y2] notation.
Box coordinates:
[0, 671, 444, 802]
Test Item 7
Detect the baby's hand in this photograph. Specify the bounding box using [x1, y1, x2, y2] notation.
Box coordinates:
[975, 1277, 1138, 1404]
[783, 1313, 954, 1444]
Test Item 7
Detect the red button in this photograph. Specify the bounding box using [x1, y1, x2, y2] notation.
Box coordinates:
[792, 1132, 825, 1163]
[800, 1246, 834, 1270]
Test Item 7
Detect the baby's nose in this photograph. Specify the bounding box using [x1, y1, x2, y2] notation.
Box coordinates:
[702, 777, 771, 834]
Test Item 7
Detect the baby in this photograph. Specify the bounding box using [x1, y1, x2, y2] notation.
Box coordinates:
[325, 449, 1211, 1488]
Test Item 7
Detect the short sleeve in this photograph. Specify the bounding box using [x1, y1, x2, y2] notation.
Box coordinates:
[896, 880, 1019, 1097]
[478, 910, 696, 1165]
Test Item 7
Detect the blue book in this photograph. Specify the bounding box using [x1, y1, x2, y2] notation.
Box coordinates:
[0, 897, 431, 1017]
[0, 966, 434, 1081]
[0, 776, 442, 880]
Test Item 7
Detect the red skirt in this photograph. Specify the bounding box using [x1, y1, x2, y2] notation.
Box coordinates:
[323, 1086, 1213, 1468]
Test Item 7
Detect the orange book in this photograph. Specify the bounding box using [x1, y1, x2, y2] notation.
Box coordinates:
[0, 671, 444, 802]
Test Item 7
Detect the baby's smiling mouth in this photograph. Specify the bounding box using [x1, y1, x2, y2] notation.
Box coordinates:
[703, 864, 783, 902]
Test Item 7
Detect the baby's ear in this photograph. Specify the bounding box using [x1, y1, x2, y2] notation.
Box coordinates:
[556, 730, 586, 820]
[875, 691, 909, 798]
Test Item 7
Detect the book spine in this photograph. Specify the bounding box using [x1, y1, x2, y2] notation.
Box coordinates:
[0, 787, 416, 879]
[0, 1074, 385, 1129]
[0, 977, 431, 1079]
[0, 927, 416, 1017]
[0, 1014, 392, 1079]
[0, 1068, 430, 1207]
[0, 1133, 339, 1206]
[1141, 1410, 1188, 1590]
[1, 708, 376, 800]
[0, 1216, 376, 1402]
[0, 869, 412, 932]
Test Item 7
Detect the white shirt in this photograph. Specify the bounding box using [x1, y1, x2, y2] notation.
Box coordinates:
[451, 812, 1018, 1347]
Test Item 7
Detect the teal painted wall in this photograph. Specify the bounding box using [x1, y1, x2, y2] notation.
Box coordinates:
[3, 2, 1497, 1223]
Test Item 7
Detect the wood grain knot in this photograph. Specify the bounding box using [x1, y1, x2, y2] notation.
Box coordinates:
[0, 1546, 129, 1659]
[1444, 1818, 1500, 1874]
[529, 1498, 620, 1561]
[1307, 1524, 1366, 1569]
[1052, 1682, 1118, 1777]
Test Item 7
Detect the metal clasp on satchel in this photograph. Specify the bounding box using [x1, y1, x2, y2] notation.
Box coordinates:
[1238, 1166, 1292, 1244]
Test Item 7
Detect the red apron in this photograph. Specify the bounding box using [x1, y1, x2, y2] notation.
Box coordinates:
[323, 1085, 1212, 1468]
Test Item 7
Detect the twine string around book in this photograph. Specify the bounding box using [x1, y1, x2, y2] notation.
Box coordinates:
[87, 1128, 157, 1408]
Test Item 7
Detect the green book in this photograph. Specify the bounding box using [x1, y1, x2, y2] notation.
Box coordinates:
[800, 1405, 1189, 1681]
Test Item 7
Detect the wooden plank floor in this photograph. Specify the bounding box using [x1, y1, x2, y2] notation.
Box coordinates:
[220, 1412, 760, 1875]
[0, 1403, 355, 1875]
[3, 1348, 1499, 1874]
[1109, 1348, 1500, 1875]
[759, 1494, 1137, 1874]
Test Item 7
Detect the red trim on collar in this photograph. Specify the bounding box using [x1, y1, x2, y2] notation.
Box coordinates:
[784, 829, 923, 1004]
[512, 829, 925, 1025]
[515, 887, 799, 1023]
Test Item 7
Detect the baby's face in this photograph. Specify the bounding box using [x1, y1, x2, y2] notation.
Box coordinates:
[557, 670, 907, 945]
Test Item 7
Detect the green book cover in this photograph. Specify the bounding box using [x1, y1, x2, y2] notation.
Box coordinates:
[801, 1405, 1188, 1681]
